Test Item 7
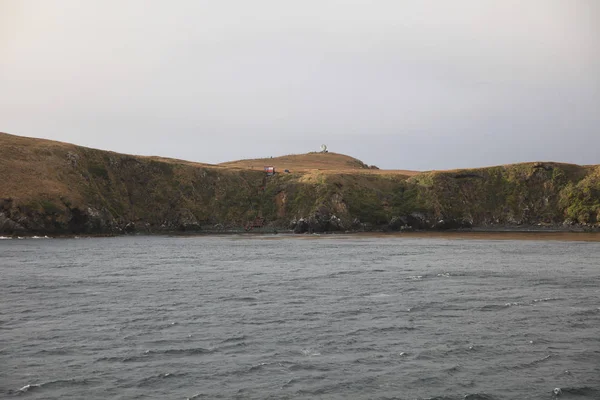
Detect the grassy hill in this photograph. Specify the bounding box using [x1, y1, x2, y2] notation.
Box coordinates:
[219, 152, 419, 176]
[1, 132, 599, 235]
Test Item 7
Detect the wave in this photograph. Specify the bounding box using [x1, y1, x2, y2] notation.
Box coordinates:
[532, 297, 561, 303]
[419, 397, 457, 400]
[501, 297, 563, 309]
[245, 363, 268, 373]
[294, 376, 378, 396]
[0, 236, 12, 240]
[303, 311, 322, 316]
[326, 270, 364, 278]
[145, 347, 212, 356]
[346, 326, 416, 336]
[217, 341, 247, 351]
[412, 376, 443, 386]
[242, 319, 287, 325]
[463, 394, 497, 400]
[483, 297, 565, 311]
[187, 393, 211, 399]
[572, 307, 600, 316]
[96, 347, 213, 363]
[513, 354, 552, 370]
[221, 296, 258, 302]
[287, 363, 331, 372]
[479, 304, 510, 311]
[220, 335, 247, 343]
[11, 378, 90, 395]
[332, 308, 371, 317]
[34, 347, 74, 356]
[366, 293, 392, 298]
[553, 386, 600, 397]
[281, 374, 327, 389]
[445, 364, 462, 374]
[15, 384, 41, 393]
[301, 348, 321, 356]
[136, 372, 186, 387]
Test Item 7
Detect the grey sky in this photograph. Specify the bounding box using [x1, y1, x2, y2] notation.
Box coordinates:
[1, 0, 599, 170]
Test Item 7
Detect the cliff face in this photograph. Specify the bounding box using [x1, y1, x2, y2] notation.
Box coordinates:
[1, 132, 599, 235]
[0, 133, 273, 234]
[407, 163, 600, 229]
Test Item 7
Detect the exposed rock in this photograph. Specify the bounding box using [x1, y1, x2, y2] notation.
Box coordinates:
[306, 216, 325, 233]
[533, 162, 553, 171]
[293, 218, 309, 234]
[388, 216, 408, 231]
[124, 222, 136, 233]
[406, 212, 430, 230]
[330, 193, 348, 215]
[176, 209, 201, 231]
[3, 132, 600, 235]
[290, 212, 347, 233]
[434, 218, 473, 230]
[66, 151, 80, 167]
[328, 214, 344, 231]
[0, 212, 26, 234]
[1, 198, 13, 212]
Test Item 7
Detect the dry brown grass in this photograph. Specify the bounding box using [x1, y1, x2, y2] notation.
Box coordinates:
[5, 132, 594, 205]
[0, 132, 84, 202]
[219, 152, 420, 176]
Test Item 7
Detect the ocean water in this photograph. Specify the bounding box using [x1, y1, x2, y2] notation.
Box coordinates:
[1, 234, 599, 399]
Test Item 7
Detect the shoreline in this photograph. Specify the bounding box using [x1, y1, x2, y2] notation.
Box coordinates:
[3, 227, 600, 242]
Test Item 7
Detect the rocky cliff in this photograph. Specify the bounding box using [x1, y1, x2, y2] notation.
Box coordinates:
[1, 132, 599, 235]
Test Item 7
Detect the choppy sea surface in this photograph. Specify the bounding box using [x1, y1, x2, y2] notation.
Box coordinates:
[1, 234, 599, 399]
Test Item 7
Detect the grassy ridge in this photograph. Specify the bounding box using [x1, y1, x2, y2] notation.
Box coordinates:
[1, 132, 599, 234]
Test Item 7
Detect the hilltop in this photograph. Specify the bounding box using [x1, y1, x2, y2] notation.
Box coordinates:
[220, 152, 420, 176]
[1, 132, 599, 235]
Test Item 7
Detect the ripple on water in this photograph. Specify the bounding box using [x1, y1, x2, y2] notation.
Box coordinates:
[2, 235, 600, 399]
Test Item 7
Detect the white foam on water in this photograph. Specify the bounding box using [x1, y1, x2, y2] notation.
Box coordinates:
[368, 293, 391, 298]
[532, 297, 557, 303]
[0, 236, 11, 240]
[18, 384, 40, 392]
[301, 348, 321, 356]
[553, 387, 562, 395]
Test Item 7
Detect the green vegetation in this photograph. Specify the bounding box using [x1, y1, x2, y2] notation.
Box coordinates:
[87, 163, 109, 180]
[40, 200, 62, 215]
[1, 131, 599, 234]
[560, 167, 600, 223]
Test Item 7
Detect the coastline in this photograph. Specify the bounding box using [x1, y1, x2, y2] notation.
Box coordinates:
[3, 227, 600, 242]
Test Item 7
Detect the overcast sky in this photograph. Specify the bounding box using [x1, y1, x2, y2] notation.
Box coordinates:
[1, 1, 599, 170]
